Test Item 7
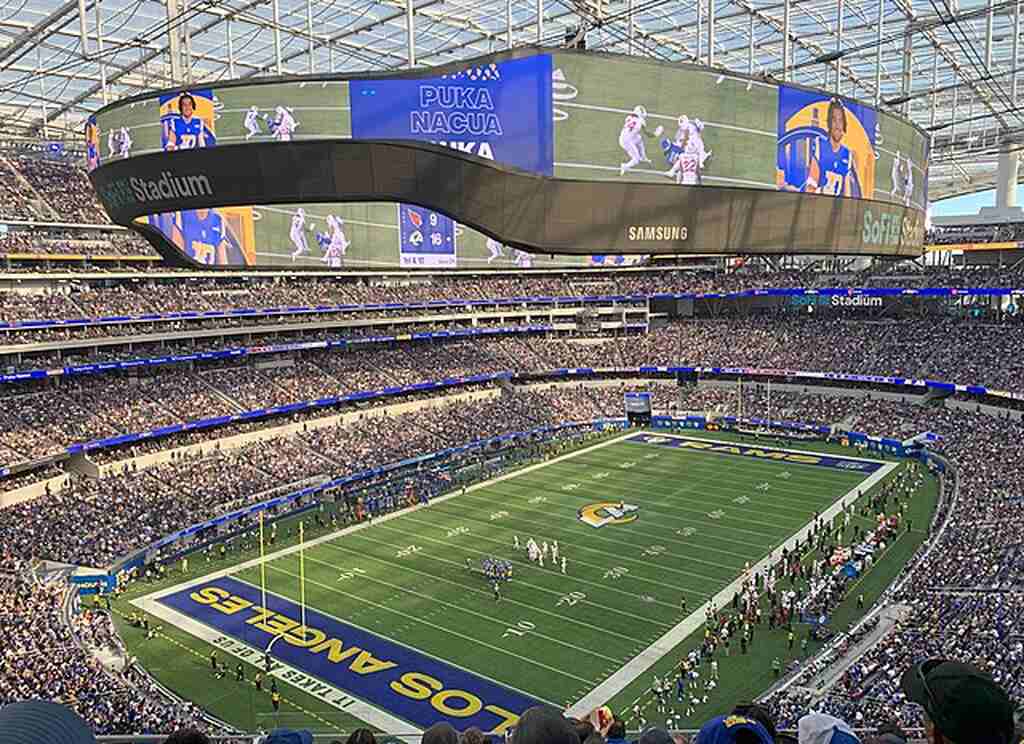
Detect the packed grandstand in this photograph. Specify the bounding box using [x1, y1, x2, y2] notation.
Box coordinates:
[3, 28, 1024, 744]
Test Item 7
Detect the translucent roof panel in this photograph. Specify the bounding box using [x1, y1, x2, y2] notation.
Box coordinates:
[1, 0, 1019, 199]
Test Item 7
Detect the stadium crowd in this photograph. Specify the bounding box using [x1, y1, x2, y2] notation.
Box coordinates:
[7, 317, 1024, 470]
[1, 373, 1023, 740]
[0, 155, 110, 224]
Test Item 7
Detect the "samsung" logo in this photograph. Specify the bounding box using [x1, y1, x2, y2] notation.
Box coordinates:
[627, 225, 689, 241]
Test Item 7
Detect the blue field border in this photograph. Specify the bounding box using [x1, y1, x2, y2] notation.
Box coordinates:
[157, 575, 543, 733]
[622, 433, 884, 473]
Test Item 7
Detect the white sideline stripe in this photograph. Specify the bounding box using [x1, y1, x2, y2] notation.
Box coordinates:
[565, 449, 898, 717]
[620, 431, 889, 464]
[133, 595, 417, 736]
[137, 429, 636, 604]
[553, 161, 777, 189]
[557, 101, 777, 138]
[134, 430, 636, 723]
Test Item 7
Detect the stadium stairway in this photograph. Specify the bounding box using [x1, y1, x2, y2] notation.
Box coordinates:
[1, 157, 59, 220]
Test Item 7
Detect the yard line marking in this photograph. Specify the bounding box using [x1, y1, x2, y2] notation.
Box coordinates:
[137, 430, 639, 603]
[283, 550, 625, 663]
[256, 566, 597, 685]
[564, 459, 899, 716]
[131, 595, 417, 736]
[553, 161, 777, 189]
[481, 478, 804, 537]
[366, 520, 684, 621]
[394, 510, 724, 592]
[446, 485, 789, 553]
[556, 101, 777, 137]
[310, 535, 644, 638]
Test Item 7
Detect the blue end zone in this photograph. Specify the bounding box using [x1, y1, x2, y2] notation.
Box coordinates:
[624, 433, 884, 473]
[157, 575, 543, 732]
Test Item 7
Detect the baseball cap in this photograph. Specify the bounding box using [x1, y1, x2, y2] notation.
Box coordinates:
[0, 700, 96, 744]
[640, 728, 675, 744]
[512, 706, 581, 744]
[901, 659, 1015, 744]
[798, 713, 860, 744]
[696, 714, 775, 744]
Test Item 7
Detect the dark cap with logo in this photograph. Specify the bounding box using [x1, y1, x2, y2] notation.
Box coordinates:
[900, 659, 1015, 744]
[0, 701, 96, 744]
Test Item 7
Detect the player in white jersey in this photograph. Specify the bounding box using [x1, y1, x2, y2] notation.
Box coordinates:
[551, 540, 559, 563]
[108, 129, 119, 158]
[486, 237, 505, 264]
[289, 208, 308, 261]
[619, 105, 651, 176]
[665, 118, 711, 185]
[513, 248, 533, 268]
[271, 106, 298, 142]
[891, 151, 914, 206]
[244, 106, 262, 140]
[321, 215, 349, 268]
[118, 127, 132, 159]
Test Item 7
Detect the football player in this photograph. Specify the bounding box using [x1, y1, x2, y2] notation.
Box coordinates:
[244, 106, 262, 140]
[619, 105, 651, 176]
[118, 127, 132, 159]
[805, 97, 857, 196]
[165, 93, 210, 151]
[289, 208, 309, 261]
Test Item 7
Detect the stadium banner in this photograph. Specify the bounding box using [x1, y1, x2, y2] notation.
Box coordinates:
[1, 286, 1020, 333]
[89, 139, 926, 260]
[69, 573, 117, 595]
[89, 47, 928, 267]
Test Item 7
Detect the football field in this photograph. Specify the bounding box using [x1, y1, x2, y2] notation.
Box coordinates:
[131, 431, 898, 735]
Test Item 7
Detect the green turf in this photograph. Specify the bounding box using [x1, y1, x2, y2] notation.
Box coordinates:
[553, 55, 777, 190]
[120, 430, 929, 734]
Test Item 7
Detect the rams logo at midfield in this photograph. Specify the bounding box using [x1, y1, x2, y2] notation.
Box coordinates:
[578, 501, 640, 529]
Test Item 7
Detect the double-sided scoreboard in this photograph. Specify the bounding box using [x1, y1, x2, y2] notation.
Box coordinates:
[87, 47, 928, 268]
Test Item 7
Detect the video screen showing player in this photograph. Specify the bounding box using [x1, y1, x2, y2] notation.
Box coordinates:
[890, 150, 914, 207]
[777, 88, 876, 199]
[618, 105, 651, 176]
[169, 208, 244, 266]
[657, 115, 712, 186]
[806, 98, 858, 197]
[84, 118, 101, 171]
[162, 92, 215, 151]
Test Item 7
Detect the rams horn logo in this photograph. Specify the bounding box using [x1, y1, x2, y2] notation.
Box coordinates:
[577, 501, 640, 529]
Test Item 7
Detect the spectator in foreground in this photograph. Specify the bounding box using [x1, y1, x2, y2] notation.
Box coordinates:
[459, 727, 489, 744]
[511, 706, 582, 744]
[345, 729, 378, 744]
[694, 713, 774, 744]
[422, 722, 459, 744]
[606, 718, 630, 744]
[798, 713, 860, 744]
[901, 659, 1016, 744]
[163, 731, 211, 744]
[0, 700, 96, 744]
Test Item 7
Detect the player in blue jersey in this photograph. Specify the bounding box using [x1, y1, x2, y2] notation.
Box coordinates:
[85, 121, 100, 170]
[165, 93, 211, 151]
[806, 98, 858, 197]
[174, 208, 230, 265]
